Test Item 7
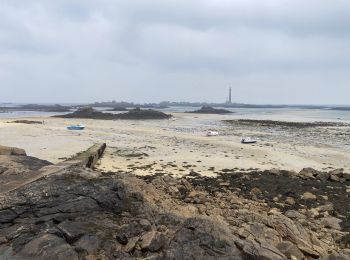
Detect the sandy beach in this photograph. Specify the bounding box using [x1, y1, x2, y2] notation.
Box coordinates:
[1, 112, 349, 176]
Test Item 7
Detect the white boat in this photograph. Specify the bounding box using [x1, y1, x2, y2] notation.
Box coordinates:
[67, 124, 85, 130]
[241, 137, 257, 144]
[206, 131, 219, 136]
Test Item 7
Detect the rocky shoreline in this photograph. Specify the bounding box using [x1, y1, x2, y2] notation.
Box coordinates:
[0, 104, 71, 113]
[0, 145, 349, 259]
[224, 119, 349, 128]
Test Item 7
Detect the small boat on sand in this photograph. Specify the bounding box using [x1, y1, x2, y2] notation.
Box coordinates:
[67, 124, 85, 130]
[206, 131, 219, 137]
[241, 137, 257, 144]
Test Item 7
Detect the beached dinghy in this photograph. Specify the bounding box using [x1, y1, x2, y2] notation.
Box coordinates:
[206, 131, 219, 136]
[67, 124, 85, 130]
[241, 137, 257, 144]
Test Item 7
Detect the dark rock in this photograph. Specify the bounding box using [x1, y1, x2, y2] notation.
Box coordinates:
[224, 119, 345, 128]
[165, 217, 243, 259]
[116, 108, 172, 120]
[57, 220, 87, 242]
[0, 209, 18, 223]
[1, 153, 349, 259]
[299, 168, 317, 179]
[13, 234, 79, 260]
[316, 171, 330, 182]
[140, 230, 165, 252]
[74, 234, 101, 255]
[139, 219, 152, 231]
[186, 106, 233, 114]
[343, 173, 350, 181]
[116, 222, 145, 245]
[8, 120, 43, 125]
[54, 107, 172, 120]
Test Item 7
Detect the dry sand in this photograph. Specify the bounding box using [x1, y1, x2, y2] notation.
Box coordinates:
[0, 112, 349, 176]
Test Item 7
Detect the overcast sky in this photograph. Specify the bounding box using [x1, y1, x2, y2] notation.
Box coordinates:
[1, 0, 350, 104]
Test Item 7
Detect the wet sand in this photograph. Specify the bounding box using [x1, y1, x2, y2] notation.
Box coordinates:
[0, 112, 349, 176]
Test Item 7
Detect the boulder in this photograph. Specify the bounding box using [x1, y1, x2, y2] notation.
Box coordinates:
[57, 220, 87, 242]
[0, 145, 26, 156]
[164, 217, 243, 259]
[74, 235, 101, 255]
[285, 197, 296, 205]
[301, 192, 317, 200]
[140, 230, 165, 252]
[330, 174, 340, 182]
[342, 173, 350, 181]
[13, 234, 79, 260]
[316, 172, 330, 182]
[321, 217, 342, 230]
[299, 168, 317, 179]
[276, 241, 304, 260]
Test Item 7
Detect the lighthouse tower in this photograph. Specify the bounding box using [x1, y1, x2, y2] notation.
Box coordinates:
[228, 87, 232, 104]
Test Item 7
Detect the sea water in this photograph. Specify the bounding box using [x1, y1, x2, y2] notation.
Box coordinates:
[1, 104, 350, 123]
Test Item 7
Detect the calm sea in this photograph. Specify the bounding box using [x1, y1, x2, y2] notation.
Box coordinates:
[1, 104, 350, 123]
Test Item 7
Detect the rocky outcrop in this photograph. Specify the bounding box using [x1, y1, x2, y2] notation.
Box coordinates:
[0, 145, 26, 156]
[224, 119, 348, 128]
[7, 120, 43, 125]
[115, 107, 172, 120]
[0, 143, 106, 194]
[1, 154, 349, 259]
[54, 107, 172, 120]
[187, 106, 233, 114]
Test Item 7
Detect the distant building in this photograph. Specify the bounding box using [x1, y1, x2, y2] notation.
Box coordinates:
[226, 87, 232, 104]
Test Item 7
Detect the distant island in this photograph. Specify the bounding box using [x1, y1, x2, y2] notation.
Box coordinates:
[186, 106, 233, 114]
[54, 107, 172, 120]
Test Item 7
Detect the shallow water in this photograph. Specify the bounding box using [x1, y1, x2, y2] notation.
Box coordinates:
[1, 104, 350, 122]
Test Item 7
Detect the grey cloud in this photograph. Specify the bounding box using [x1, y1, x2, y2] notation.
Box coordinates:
[0, 0, 349, 104]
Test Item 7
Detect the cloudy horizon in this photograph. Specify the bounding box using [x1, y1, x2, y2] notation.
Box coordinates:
[1, 0, 350, 105]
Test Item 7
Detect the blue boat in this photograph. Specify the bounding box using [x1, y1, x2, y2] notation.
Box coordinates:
[67, 124, 85, 130]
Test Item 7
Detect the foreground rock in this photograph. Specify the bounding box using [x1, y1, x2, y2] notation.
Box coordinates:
[0, 143, 105, 194]
[0, 145, 26, 156]
[1, 155, 349, 259]
[0, 153, 51, 187]
[54, 107, 172, 120]
[187, 106, 233, 114]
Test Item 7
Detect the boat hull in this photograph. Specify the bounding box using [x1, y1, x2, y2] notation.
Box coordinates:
[241, 140, 257, 144]
[67, 126, 85, 130]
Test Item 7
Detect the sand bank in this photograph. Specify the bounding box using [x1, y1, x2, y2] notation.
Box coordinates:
[0, 112, 349, 176]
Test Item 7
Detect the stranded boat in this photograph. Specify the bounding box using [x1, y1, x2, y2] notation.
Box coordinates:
[67, 124, 85, 130]
[241, 137, 257, 144]
[206, 131, 219, 137]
